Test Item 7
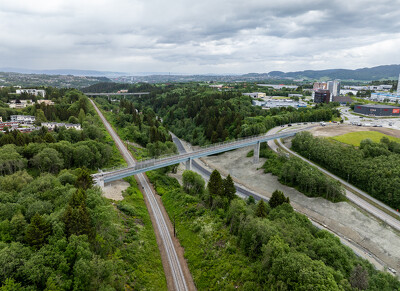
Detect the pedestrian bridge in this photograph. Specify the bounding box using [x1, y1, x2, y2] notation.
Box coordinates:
[93, 127, 313, 186]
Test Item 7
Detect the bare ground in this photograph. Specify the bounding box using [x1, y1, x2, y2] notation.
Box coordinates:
[201, 145, 400, 273]
[102, 180, 130, 201]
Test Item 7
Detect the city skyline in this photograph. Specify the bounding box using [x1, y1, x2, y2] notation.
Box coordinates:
[1, 0, 400, 74]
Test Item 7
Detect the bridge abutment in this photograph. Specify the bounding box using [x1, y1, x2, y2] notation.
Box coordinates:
[94, 178, 105, 188]
[253, 141, 260, 163]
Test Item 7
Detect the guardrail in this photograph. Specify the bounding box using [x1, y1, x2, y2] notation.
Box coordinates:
[94, 127, 312, 181]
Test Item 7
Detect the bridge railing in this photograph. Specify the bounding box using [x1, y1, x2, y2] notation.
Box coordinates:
[96, 127, 307, 178]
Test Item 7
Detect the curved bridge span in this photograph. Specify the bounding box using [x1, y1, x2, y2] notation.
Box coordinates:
[94, 126, 315, 185]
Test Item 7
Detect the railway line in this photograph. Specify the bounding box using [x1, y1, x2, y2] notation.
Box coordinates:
[89, 99, 190, 291]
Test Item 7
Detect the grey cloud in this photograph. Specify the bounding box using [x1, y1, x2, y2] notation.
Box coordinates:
[0, 0, 400, 73]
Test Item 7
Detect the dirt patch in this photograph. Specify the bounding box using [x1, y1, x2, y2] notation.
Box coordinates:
[309, 124, 400, 138]
[201, 146, 400, 273]
[102, 180, 130, 201]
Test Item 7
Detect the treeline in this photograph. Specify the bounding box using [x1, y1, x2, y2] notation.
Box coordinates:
[95, 97, 177, 157]
[261, 146, 345, 202]
[292, 132, 400, 209]
[81, 82, 158, 93]
[149, 168, 400, 290]
[141, 87, 340, 145]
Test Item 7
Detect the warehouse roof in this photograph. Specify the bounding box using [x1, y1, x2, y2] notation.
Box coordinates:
[356, 104, 400, 109]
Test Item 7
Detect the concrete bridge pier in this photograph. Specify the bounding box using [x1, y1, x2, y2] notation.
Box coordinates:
[185, 158, 192, 170]
[253, 141, 261, 164]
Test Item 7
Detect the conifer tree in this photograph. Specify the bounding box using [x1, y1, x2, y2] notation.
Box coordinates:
[207, 170, 223, 205]
[269, 190, 290, 208]
[255, 200, 268, 218]
[63, 188, 92, 238]
[223, 175, 236, 201]
[25, 213, 51, 249]
[76, 167, 93, 190]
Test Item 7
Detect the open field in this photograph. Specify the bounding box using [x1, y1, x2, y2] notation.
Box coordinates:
[331, 130, 400, 146]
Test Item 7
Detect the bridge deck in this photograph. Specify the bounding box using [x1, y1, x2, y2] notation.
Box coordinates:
[85, 92, 149, 96]
[94, 127, 313, 183]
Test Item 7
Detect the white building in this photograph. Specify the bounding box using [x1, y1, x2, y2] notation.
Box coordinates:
[397, 74, 400, 96]
[41, 122, 82, 131]
[257, 84, 299, 90]
[16, 89, 46, 97]
[252, 99, 307, 109]
[242, 92, 267, 98]
[8, 99, 33, 108]
[10, 115, 36, 124]
[37, 99, 55, 106]
[327, 80, 341, 97]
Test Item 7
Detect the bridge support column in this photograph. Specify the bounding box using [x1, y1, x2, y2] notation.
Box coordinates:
[185, 158, 192, 170]
[253, 141, 260, 164]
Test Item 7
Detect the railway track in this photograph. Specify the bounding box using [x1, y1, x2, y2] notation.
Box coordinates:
[90, 99, 189, 291]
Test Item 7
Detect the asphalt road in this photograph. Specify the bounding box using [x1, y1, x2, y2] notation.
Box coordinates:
[171, 133, 265, 202]
[90, 99, 189, 291]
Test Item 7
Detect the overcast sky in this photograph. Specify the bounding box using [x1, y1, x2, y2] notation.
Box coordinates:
[1, 0, 400, 74]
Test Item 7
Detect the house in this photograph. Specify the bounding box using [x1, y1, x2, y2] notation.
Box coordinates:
[16, 89, 46, 97]
[41, 122, 82, 131]
[0, 122, 19, 131]
[8, 99, 33, 108]
[10, 115, 36, 124]
[37, 99, 55, 106]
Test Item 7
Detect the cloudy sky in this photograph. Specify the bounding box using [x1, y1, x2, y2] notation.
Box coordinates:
[1, 0, 400, 74]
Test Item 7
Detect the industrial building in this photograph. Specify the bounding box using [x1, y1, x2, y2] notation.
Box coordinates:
[354, 104, 400, 116]
[314, 89, 330, 104]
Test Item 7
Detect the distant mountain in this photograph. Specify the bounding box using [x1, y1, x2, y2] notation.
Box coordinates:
[265, 65, 400, 81]
[0, 68, 127, 77]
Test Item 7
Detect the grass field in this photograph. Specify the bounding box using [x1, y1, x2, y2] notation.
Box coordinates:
[331, 131, 400, 146]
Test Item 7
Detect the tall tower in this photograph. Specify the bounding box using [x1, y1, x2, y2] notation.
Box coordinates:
[397, 73, 400, 96]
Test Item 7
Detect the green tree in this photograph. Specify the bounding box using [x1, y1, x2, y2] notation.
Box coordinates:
[0, 278, 22, 290]
[36, 109, 47, 124]
[349, 265, 369, 290]
[75, 167, 93, 190]
[255, 200, 268, 218]
[182, 170, 205, 195]
[247, 196, 256, 205]
[10, 212, 27, 242]
[44, 132, 56, 143]
[78, 108, 86, 125]
[207, 170, 223, 205]
[31, 148, 64, 173]
[25, 213, 51, 249]
[223, 175, 236, 201]
[269, 190, 289, 208]
[63, 189, 93, 238]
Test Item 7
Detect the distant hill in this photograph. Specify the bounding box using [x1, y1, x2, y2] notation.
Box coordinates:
[0, 68, 127, 77]
[265, 65, 400, 81]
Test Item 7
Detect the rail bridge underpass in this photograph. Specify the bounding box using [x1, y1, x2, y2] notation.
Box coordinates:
[93, 127, 312, 187]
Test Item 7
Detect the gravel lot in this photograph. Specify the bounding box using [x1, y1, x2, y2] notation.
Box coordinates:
[102, 180, 130, 201]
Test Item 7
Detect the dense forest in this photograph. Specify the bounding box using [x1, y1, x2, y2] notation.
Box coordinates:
[94, 96, 177, 157]
[148, 168, 400, 290]
[292, 132, 400, 209]
[137, 86, 340, 145]
[0, 94, 166, 289]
